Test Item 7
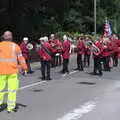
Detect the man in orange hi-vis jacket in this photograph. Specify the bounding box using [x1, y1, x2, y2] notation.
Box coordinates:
[0, 31, 27, 113]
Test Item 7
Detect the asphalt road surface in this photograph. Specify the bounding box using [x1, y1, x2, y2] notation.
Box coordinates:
[1, 54, 120, 120]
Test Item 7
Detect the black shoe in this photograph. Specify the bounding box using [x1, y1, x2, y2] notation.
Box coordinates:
[79, 69, 84, 71]
[74, 68, 79, 70]
[27, 71, 34, 74]
[103, 69, 111, 72]
[41, 77, 45, 80]
[59, 70, 65, 74]
[51, 65, 55, 68]
[114, 64, 117, 67]
[84, 65, 86, 68]
[46, 77, 52, 81]
[106, 69, 111, 72]
[59, 63, 61, 66]
[98, 73, 103, 76]
[89, 72, 98, 75]
[66, 71, 70, 74]
[99, 70, 103, 75]
[7, 107, 17, 113]
[7, 109, 17, 114]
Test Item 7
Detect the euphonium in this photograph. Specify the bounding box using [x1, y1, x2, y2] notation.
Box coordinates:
[92, 44, 100, 56]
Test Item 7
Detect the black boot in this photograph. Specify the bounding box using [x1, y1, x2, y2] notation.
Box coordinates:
[7, 107, 17, 113]
[27, 70, 34, 74]
[46, 76, 52, 81]
[0, 104, 6, 112]
[89, 72, 98, 75]
[98, 71, 103, 76]
[41, 76, 45, 80]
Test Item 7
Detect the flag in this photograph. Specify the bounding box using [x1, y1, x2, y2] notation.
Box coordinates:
[104, 20, 112, 36]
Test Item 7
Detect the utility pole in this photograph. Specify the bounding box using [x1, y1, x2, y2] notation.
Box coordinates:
[8, 0, 14, 25]
[114, 17, 117, 34]
[94, 0, 97, 35]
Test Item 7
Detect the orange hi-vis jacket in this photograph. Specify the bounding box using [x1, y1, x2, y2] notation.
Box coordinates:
[0, 41, 27, 75]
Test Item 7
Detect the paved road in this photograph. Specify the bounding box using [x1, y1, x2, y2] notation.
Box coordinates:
[1, 54, 120, 120]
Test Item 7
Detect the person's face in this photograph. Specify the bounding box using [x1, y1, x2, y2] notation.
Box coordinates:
[24, 40, 28, 44]
[86, 37, 89, 41]
[41, 40, 44, 44]
[78, 37, 81, 41]
[113, 34, 116, 38]
[114, 35, 118, 40]
[51, 36, 55, 40]
[3, 31, 12, 41]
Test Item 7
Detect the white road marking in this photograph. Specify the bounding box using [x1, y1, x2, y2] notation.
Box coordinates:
[62, 71, 78, 77]
[19, 70, 78, 90]
[57, 101, 96, 120]
[19, 81, 47, 90]
[69, 71, 78, 75]
[62, 73, 67, 77]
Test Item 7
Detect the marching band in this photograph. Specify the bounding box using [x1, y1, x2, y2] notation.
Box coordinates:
[18, 33, 120, 80]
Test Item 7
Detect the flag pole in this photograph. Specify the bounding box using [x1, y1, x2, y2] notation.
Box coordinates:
[105, 17, 108, 23]
[94, 0, 97, 35]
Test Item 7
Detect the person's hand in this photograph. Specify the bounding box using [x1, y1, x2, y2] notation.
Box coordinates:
[104, 45, 107, 48]
[23, 70, 27, 77]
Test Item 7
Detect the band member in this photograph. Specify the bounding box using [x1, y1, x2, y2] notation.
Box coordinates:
[88, 40, 103, 76]
[111, 34, 120, 67]
[102, 37, 112, 71]
[55, 41, 63, 66]
[84, 37, 91, 67]
[49, 34, 60, 67]
[20, 37, 34, 74]
[61, 35, 71, 74]
[76, 37, 85, 71]
[37, 37, 52, 80]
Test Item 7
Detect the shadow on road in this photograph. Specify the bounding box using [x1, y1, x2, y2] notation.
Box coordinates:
[28, 88, 44, 93]
[76, 82, 96, 85]
[32, 89, 43, 92]
[0, 103, 27, 113]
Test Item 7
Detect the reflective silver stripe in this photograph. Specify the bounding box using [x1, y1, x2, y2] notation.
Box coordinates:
[8, 90, 16, 93]
[0, 58, 17, 62]
[0, 90, 16, 93]
[7, 101, 16, 104]
[0, 42, 17, 63]
[8, 106, 15, 108]
[0, 90, 6, 92]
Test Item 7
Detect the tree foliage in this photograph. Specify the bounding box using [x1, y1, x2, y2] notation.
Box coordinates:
[0, 0, 120, 38]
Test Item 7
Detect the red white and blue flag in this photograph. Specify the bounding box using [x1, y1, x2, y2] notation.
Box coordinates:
[104, 19, 112, 36]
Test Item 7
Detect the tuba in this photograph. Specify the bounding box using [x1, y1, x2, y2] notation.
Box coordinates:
[86, 41, 100, 56]
[92, 44, 100, 56]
